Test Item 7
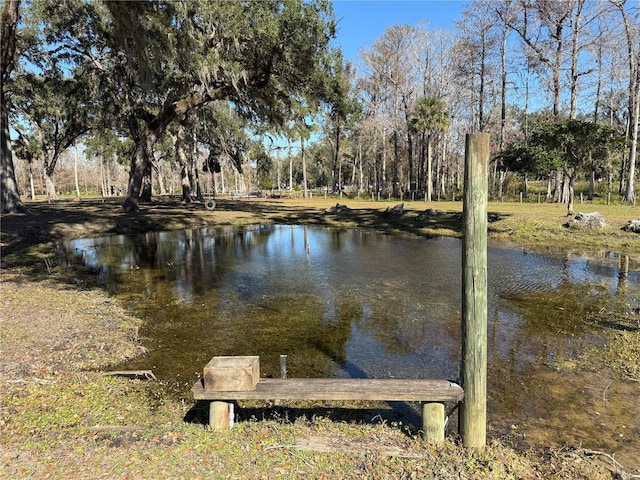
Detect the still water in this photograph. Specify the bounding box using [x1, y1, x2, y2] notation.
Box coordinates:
[59, 225, 640, 469]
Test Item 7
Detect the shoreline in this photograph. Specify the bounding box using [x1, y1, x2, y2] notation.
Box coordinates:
[1, 197, 639, 478]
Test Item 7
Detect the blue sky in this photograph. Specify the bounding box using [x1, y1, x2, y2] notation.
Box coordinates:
[332, 0, 467, 63]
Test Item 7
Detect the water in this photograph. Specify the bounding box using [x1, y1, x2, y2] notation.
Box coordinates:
[58, 225, 640, 470]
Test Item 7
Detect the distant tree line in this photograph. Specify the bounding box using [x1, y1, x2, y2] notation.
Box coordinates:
[1, 0, 638, 214]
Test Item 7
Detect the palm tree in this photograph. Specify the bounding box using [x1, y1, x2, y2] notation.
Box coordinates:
[409, 97, 450, 201]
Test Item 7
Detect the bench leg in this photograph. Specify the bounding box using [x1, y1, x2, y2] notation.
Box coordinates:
[209, 401, 234, 431]
[421, 402, 445, 444]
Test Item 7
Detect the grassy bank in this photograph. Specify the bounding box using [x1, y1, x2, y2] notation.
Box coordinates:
[0, 278, 620, 479]
[1, 197, 639, 479]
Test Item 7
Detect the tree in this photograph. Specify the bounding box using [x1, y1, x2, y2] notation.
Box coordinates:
[11, 73, 92, 200]
[322, 52, 360, 193]
[167, 122, 199, 203]
[501, 0, 573, 119]
[104, 0, 337, 212]
[361, 24, 418, 197]
[84, 130, 130, 198]
[1, 0, 25, 213]
[528, 119, 625, 213]
[454, 1, 499, 132]
[408, 96, 450, 202]
[497, 143, 560, 197]
[253, 143, 273, 191]
[25, 0, 336, 212]
[611, 0, 639, 203]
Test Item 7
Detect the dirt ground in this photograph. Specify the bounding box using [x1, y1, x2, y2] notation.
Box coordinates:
[1, 196, 638, 479]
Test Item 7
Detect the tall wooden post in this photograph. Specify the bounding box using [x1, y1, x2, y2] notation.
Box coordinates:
[460, 133, 489, 449]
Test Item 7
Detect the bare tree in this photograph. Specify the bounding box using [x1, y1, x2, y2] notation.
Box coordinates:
[454, 2, 499, 132]
[501, 0, 573, 119]
[611, 0, 639, 203]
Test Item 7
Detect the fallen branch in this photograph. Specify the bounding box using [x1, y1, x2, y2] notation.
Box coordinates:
[5, 378, 57, 385]
[102, 370, 157, 381]
[602, 380, 612, 402]
[583, 449, 640, 479]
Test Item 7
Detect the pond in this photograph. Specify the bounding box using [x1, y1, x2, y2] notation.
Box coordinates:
[58, 225, 640, 470]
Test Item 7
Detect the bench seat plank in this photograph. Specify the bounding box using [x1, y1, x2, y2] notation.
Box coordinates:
[192, 378, 463, 402]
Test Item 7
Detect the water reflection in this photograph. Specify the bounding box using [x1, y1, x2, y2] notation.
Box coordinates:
[58, 225, 640, 470]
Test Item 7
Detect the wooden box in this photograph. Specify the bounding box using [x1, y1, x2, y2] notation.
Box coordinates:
[204, 356, 260, 391]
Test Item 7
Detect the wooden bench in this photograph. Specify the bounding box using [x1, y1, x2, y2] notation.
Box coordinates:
[192, 377, 464, 443]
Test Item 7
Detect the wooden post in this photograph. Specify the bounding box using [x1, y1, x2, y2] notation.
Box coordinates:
[209, 401, 233, 431]
[460, 133, 489, 450]
[422, 402, 445, 444]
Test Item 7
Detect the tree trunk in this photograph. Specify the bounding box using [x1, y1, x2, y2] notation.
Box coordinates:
[123, 133, 155, 212]
[426, 136, 433, 202]
[108, 152, 115, 195]
[140, 163, 153, 202]
[193, 132, 202, 201]
[561, 172, 571, 205]
[499, 20, 507, 151]
[478, 35, 486, 131]
[358, 140, 364, 195]
[392, 131, 399, 198]
[381, 127, 387, 192]
[194, 165, 202, 200]
[44, 161, 57, 202]
[156, 161, 167, 196]
[332, 123, 341, 193]
[0, 0, 25, 213]
[288, 138, 293, 192]
[553, 170, 562, 202]
[99, 153, 107, 197]
[74, 142, 81, 201]
[569, 0, 585, 120]
[171, 126, 193, 203]
[407, 129, 414, 195]
[180, 165, 191, 202]
[417, 132, 424, 194]
[301, 136, 308, 199]
[623, 63, 638, 203]
[619, 150, 627, 195]
[29, 165, 35, 200]
[615, 1, 638, 204]
[0, 97, 24, 212]
[122, 85, 232, 211]
[567, 174, 575, 216]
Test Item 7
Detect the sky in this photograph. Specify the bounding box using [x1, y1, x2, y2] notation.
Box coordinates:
[331, 0, 467, 63]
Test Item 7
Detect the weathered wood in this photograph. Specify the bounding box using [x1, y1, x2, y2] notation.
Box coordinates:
[102, 370, 157, 381]
[421, 402, 445, 444]
[204, 356, 260, 391]
[193, 377, 462, 442]
[460, 132, 489, 450]
[192, 378, 463, 402]
[209, 401, 232, 431]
